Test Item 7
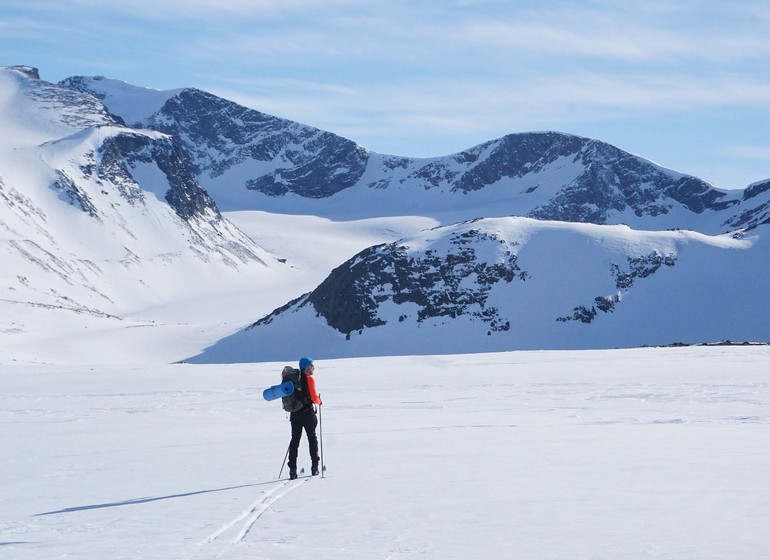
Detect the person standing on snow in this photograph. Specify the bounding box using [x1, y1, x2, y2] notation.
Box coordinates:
[288, 357, 322, 479]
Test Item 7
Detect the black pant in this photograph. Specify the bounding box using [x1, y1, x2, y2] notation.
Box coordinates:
[288, 407, 318, 471]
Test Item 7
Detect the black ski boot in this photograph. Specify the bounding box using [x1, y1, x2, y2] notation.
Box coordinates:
[289, 469, 298, 480]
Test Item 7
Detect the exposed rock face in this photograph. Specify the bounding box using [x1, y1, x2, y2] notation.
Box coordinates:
[724, 179, 770, 230]
[101, 131, 220, 220]
[613, 252, 677, 290]
[363, 133, 738, 224]
[306, 228, 682, 333]
[9, 65, 41, 80]
[526, 145, 735, 222]
[52, 170, 99, 218]
[18, 72, 117, 134]
[49, 129, 220, 223]
[141, 89, 370, 198]
[305, 225, 525, 335]
[558, 252, 677, 324]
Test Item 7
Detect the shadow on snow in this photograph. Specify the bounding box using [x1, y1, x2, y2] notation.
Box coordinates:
[34, 480, 282, 516]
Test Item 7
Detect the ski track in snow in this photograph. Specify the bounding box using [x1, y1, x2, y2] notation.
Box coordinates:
[203, 478, 308, 545]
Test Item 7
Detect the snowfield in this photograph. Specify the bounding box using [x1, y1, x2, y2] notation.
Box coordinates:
[2, 346, 769, 559]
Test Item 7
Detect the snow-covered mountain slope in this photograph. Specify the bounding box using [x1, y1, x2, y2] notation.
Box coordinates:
[1, 66, 115, 147]
[188, 218, 769, 363]
[60, 74, 766, 234]
[0, 66, 279, 360]
[59, 75, 184, 125]
[723, 178, 770, 230]
[338, 133, 741, 232]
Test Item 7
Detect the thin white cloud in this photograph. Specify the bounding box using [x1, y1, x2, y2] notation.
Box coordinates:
[721, 145, 770, 161]
[0, 17, 75, 38]
[458, 6, 770, 64]
[516, 72, 770, 111]
[206, 31, 345, 59]
[247, 78, 359, 97]
[179, 0, 770, 88]
[71, 0, 359, 19]
[459, 17, 684, 63]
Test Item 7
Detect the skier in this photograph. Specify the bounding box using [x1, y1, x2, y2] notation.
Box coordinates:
[287, 357, 322, 479]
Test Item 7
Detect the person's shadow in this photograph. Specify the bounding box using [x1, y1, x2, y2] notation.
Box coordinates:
[35, 480, 282, 516]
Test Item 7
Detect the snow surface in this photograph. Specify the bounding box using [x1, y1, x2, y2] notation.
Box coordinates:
[2, 346, 769, 559]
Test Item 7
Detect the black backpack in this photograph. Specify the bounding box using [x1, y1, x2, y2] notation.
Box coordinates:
[281, 366, 307, 412]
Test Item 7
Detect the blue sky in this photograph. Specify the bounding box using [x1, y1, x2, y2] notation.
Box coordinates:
[3, 0, 769, 189]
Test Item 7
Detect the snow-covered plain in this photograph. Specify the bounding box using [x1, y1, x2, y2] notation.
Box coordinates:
[2, 346, 769, 559]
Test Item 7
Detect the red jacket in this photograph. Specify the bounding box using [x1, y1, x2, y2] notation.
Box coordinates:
[306, 374, 322, 405]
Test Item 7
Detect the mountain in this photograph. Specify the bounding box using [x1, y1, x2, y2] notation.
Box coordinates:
[0, 66, 276, 342]
[3, 66, 768, 364]
[60, 74, 768, 234]
[188, 217, 770, 363]
[723, 178, 770, 230]
[59, 76, 370, 210]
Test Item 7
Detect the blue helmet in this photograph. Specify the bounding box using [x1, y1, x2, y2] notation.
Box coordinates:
[299, 357, 314, 371]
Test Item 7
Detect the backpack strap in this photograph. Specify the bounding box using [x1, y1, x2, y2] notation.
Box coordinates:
[298, 372, 311, 407]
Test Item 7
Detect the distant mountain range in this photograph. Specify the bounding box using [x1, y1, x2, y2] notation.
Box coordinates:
[1, 65, 768, 363]
[60, 73, 770, 233]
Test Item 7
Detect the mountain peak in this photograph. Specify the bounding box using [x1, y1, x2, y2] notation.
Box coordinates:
[5, 65, 40, 80]
[0, 67, 118, 149]
[60, 75, 185, 125]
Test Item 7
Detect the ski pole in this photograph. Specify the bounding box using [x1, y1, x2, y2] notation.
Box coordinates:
[318, 395, 325, 478]
[278, 443, 290, 479]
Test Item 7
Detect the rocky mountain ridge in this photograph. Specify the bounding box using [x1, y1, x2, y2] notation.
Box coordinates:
[59, 73, 770, 233]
